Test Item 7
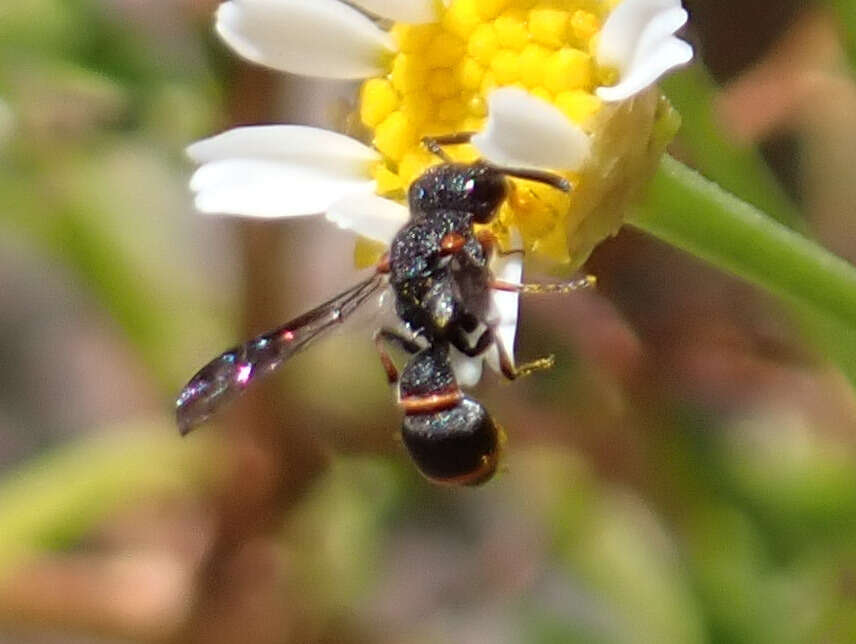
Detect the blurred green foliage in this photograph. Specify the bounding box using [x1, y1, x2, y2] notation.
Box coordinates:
[0, 0, 226, 387]
[1, 1, 856, 643]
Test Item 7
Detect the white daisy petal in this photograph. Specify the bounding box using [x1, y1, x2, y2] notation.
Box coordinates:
[450, 349, 484, 388]
[327, 192, 410, 244]
[471, 88, 591, 171]
[191, 159, 377, 217]
[353, 0, 438, 23]
[187, 125, 379, 167]
[485, 250, 522, 373]
[596, 0, 693, 101]
[215, 0, 395, 79]
[188, 125, 379, 217]
[596, 37, 692, 102]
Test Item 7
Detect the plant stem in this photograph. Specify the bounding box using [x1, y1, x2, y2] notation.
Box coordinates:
[631, 155, 856, 331]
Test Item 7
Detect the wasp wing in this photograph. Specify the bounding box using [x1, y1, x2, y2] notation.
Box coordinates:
[176, 273, 387, 435]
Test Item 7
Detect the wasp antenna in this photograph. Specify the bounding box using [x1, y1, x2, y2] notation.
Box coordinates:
[421, 132, 477, 162]
[491, 165, 571, 193]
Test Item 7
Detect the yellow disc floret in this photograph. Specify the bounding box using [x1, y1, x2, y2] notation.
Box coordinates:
[358, 0, 672, 267]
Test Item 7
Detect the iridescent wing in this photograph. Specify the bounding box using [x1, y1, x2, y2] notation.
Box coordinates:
[176, 273, 388, 435]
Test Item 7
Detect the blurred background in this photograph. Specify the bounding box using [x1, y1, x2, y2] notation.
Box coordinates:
[2, 0, 856, 642]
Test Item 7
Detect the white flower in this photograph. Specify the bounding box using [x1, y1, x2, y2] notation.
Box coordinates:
[213, 0, 692, 101]
[188, 0, 696, 381]
[596, 0, 694, 101]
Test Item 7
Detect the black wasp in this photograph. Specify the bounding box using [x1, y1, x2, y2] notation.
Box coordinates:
[176, 133, 593, 486]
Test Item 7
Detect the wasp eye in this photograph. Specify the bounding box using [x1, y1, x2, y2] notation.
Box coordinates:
[466, 173, 507, 223]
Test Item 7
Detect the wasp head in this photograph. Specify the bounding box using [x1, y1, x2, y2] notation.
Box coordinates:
[408, 162, 508, 224]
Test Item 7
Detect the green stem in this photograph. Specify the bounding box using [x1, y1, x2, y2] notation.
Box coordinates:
[660, 69, 802, 229]
[631, 155, 856, 331]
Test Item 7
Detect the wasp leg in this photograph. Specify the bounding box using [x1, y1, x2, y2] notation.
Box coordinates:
[451, 326, 494, 357]
[476, 229, 525, 261]
[373, 328, 421, 384]
[421, 132, 477, 161]
[491, 275, 596, 294]
[452, 325, 554, 380]
[494, 336, 555, 381]
[458, 312, 480, 334]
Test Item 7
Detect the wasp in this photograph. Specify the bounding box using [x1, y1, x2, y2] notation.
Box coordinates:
[176, 134, 593, 485]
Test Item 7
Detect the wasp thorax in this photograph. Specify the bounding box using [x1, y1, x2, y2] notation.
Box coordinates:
[401, 397, 500, 486]
[408, 162, 508, 225]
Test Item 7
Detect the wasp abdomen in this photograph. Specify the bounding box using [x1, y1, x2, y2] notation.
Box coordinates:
[398, 345, 500, 486]
[401, 397, 500, 487]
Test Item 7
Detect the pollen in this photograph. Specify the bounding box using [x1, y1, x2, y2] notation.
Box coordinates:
[374, 111, 414, 162]
[425, 33, 466, 69]
[529, 7, 569, 48]
[399, 148, 436, 185]
[357, 0, 619, 265]
[399, 93, 431, 126]
[360, 79, 399, 128]
[544, 48, 593, 94]
[468, 23, 500, 65]
[466, 93, 488, 117]
[371, 162, 403, 195]
[475, 0, 510, 20]
[555, 89, 602, 125]
[354, 236, 387, 269]
[443, 0, 483, 39]
[437, 97, 468, 123]
[490, 49, 521, 83]
[456, 56, 485, 90]
[392, 24, 437, 54]
[570, 10, 600, 42]
[428, 68, 460, 98]
[390, 54, 426, 94]
[518, 43, 550, 88]
[494, 10, 529, 49]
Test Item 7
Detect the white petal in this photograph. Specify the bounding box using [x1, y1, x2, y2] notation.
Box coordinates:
[450, 349, 484, 388]
[188, 125, 379, 217]
[597, 0, 678, 68]
[216, 0, 395, 79]
[326, 192, 410, 244]
[597, 0, 693, 101]
[485, 250, 522, 373]
[188, 125, 379, 166]
[596, 38, 692, 102]
[353, 0, 438, 23]
[190, 160, 377, 217]
[471, 88, 591, 171]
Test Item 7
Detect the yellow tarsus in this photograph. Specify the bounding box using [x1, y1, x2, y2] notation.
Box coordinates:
[515, 354, 555, 378]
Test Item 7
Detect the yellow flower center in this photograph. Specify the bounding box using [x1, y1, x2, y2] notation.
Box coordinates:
[358, 0, 620, 265]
